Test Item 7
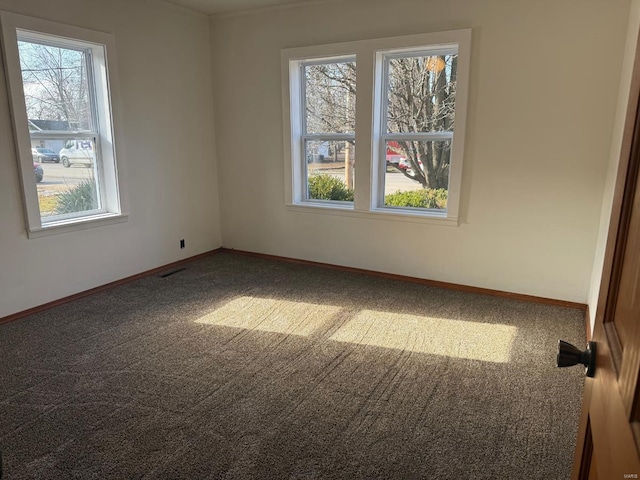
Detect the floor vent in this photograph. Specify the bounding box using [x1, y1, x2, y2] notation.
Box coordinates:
[159, 267, 187, 278]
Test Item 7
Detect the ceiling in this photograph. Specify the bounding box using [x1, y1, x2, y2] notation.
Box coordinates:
[161, 0, 318, 16]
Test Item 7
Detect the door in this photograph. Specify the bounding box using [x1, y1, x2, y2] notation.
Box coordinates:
[572, 31, 640, 479]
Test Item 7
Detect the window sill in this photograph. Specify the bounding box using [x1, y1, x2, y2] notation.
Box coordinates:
[285, 203, 458, 226]
[28, 212, 129, 239]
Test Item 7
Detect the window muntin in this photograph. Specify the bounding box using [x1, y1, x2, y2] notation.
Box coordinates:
[298, 57, 355, 205]
[1, 12, 125, 236]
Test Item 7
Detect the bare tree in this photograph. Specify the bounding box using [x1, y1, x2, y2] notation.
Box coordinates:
[305, 62, 356, 134]
[304, 54, 457, 190]
[19, 41, 91, 130]
[386, 55, 457, 189]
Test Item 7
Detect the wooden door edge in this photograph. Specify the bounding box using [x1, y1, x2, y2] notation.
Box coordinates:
[572, 379, 594, 480]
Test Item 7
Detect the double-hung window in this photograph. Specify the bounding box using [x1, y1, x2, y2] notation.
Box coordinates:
[0, 12, 126, 237]
[283, 30, 470, 224]
[301, 57, 356, 205]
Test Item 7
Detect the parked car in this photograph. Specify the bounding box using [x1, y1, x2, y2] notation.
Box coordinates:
[386, 152, 406, 166]
[31, 147, 60, 163]
[386, 142, 405, 166]
[399, 157, 423, 175]
[34, 163, 43, 183]
[59, 140, 94, 167]
[386, 141, 407, 167]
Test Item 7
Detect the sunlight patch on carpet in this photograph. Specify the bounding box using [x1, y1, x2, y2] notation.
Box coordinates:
[330, 310, 517, 362]
[195, 296, 340, 337]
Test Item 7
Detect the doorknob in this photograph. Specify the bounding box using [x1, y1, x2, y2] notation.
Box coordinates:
[557, 340, 596, 377]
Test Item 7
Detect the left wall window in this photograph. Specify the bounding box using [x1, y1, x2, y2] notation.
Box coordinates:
[0, 12, 127, 237]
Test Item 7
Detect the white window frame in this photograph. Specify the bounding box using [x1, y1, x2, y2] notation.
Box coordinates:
[0, 12, 128, 238]
[282, 29, 471, 225]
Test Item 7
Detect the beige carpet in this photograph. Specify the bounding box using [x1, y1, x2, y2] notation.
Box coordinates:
[0, 252, 586, 479]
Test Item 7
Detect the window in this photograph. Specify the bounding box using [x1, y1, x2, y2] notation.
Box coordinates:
[283, 30, 471, 224]
[302, 58, 356, 204]
[0, 12, 126, 237]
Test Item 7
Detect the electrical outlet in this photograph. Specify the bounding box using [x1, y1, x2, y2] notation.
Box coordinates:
[180, 239, 185, 249]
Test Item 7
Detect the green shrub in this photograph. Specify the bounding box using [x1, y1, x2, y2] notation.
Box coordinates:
[308, 174, 354, 201]
[384, 188, 448, 209]
[55, 177, 98, 215]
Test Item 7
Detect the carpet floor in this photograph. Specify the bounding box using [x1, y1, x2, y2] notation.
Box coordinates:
[0, 252, 586, 479]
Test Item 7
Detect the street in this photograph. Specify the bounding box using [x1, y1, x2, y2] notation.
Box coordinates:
[314, 167, 423, 195]
[382, 170, 423, 194]
[36, 162, 94, 196]
[35, 162, 423, 198]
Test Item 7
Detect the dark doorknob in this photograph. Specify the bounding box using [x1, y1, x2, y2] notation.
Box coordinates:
[557, 340, 596, 377]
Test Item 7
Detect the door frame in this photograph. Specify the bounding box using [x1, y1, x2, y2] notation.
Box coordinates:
[571, 24, 640, 478]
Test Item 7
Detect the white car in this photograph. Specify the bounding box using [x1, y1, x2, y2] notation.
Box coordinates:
[399, 157, 423, 175]
[59, 140, 94, 168]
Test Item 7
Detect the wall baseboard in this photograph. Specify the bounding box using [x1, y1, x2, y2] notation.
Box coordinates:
[222, 248, 588, 311]
[1, 246, 588, 327]
[0, 249, 223, 326]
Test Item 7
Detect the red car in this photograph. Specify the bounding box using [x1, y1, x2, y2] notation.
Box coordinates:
[386, 141, 406, 166]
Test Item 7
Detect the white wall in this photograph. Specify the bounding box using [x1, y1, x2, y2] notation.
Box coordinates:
[211, 0, 630, 303]
[0, 0, 221, 318]
[587, 0, 640, 331]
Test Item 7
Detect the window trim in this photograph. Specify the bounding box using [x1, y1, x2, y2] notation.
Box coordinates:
[0, 11, 128, 237]
[282, 29, 471, 225]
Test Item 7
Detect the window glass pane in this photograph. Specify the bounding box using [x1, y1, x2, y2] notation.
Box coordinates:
[18, 38, 94, 132]
[383, 140, 450, 210]
[304, 61, 356, 134]
[32, 137, 101, 221]
[386, 54, 457, 134]
[305, 140, 355, 202]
